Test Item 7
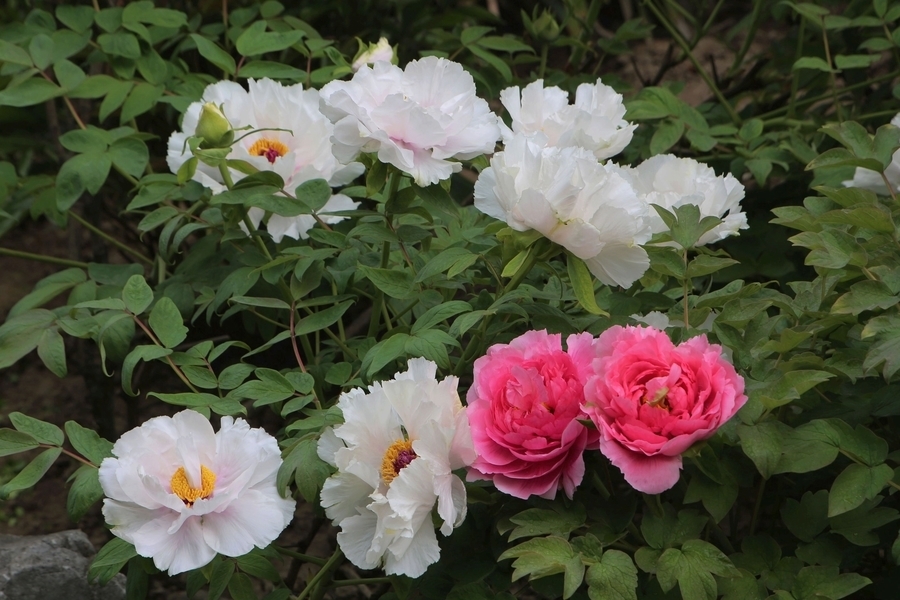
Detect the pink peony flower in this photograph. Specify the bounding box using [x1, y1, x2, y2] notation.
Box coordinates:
[466, 330, 598, 500]
[583, 326, 746, 494]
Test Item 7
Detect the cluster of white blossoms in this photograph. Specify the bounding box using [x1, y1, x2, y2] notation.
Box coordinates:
[167, 78, 364, 243]
[475, 77, 748, 289]
[317, 358, 475, 577]
[99, 410, 295, 575]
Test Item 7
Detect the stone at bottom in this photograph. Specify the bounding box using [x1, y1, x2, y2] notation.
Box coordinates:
[0, 530, 126, 600]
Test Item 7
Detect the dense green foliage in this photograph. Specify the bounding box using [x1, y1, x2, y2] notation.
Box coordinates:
[2, 0, 900, 599]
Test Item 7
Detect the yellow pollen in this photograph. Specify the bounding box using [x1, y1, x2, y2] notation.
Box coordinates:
[170, 465, 217, 506]
[248, 138, 289, 163]
[380, 439, 417, 484]
[645, 386, 670, 409]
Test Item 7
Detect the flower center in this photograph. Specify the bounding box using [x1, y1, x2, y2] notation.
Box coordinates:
[170, 465, 217, 506]
[248, 138, 289, 164]
[380, 439, 417, 484]
[644, 386, 670, 409]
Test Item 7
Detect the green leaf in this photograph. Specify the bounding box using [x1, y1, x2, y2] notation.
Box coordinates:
[57, 151, 112, 209]
[0, 309, 57, 369]
[737, 422, 783, 479]
[149, 297, 188, 349]
[29, 33, 55, 70]
[67, 464, 104, 521]
[686, 255, 739, 278]
[9, 412, 63, 446]
[0, 447, 62, 499]
[831, 280, 899, 315]
[110, 137, 149, 178]
[509, 506, 587, 542]
[656, 540, 739, 600]
[828, 463, 894, 517]
[0, 77, 64, 107]
[238, 61, 306, 79]
[650, 118, 685, 154]
[0, 429, 40, 457]
[806, 147, 883, 172]
[236, 21, 304, 57]
[586, 550, 638, 600]
[287, 435, 331, 503]
[122, 274, 154, 315]
[235, 551, 281, 582]
[89, 538, 138, 584]
[757, 370, 835, 410]
[9, 267, 86, 318]
[461, 25, 493, 45]
[98, 32, 141, 59]
[641, 507, 708, 550]
[295, 301, 353, 336]
[59, 127, 109, 154]
[411, 301, 472, 334]
[468, 44, 512, 82]
[652, 204, 722, 250]
[357, 265, 415, 299]
[64, 421, 113, 465]
[0, 40, 34, 67]
[499, 536, 585, 600]
[189, 34, 236, 75]
[120, 82, 163, 123]
[362, 333, 410, 377]
[148, 393, 245, 417]
[122, 344, 172, 396]
[296, 178, 332, 213]
[208, 559, 235, 600]
[228, 573, 257, 600]
[567, 253, 608, 316]
[781, 490, 829, 542]
[57, 5, 97, 32]
[792, 566, 871, 599]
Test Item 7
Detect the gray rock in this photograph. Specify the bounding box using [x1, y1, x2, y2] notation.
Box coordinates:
[0, 530, 126, 600]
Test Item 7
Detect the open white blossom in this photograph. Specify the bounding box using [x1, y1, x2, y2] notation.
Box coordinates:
[99, 410, 295, 575]
[499, 79, 636, 160]
[612, 154, 747, 246]
[474, 135, 652, 288]
[317, 358, 475, 578]
[320, 57, 501, 186]
[843, 113, 900, 195]
[167, 78, 364, 240]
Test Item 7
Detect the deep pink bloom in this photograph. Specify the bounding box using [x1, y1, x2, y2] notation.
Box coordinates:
[583, 326, 746, 494]
[466, 330, 598, 499]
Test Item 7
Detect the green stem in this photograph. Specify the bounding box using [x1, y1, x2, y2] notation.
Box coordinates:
[296, 548, 343, 600]
[39, 444, 95, 468]
[820, 17, 844, 122]
[787, 18, 806, 119]
[728, 0, 764, 76]
[132, 315, 201, 394]
[759, 71, 900, 121]
[68, 211, 153, 265]
[539, 44, 549, 79]
[274, 546, 327, 567]
[330, 578, 391, 588]
[644, 0, 741, 125]
[0, 247, 89, 269]
[682, 248, 690, 327]
[749, 477, 766, 535]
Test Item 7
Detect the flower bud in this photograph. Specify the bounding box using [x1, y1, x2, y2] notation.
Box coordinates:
[529, 9, 561, 42]
[352, 37, 395, 72]
[195, 102, 234, 148]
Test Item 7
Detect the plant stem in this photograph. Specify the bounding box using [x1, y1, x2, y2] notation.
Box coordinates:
[682, 249, 690, 327]
[132, 315, 202, 395]
[643, 0, 741, 125]
[539, 44, 549, 79]
[274, 546, 327, 566]
[68, 211, 153, 265]
[0, 247, 90, 269]
[330, 577, 391, 588]
[728, 0, 764, 77]
[787, 19, 806, 119]
[749, 477, 766, 535]
[820, 18, 844, 122]
[295, 548, 343, 600]
[39, 444, 95, 467]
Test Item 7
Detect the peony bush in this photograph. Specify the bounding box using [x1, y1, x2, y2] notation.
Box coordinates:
[1, 1, 899, 599]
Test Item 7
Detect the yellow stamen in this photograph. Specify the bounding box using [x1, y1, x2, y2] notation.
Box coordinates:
[380, 439, 417, 484]
[170, 465, 217, 506]
[645, 386, 670, 409]
[248, 138, 289, 164]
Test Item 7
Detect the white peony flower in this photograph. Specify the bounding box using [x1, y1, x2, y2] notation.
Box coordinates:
[317, 358, 475, 578]
[612, 154, 747, 246]
[474, 135, 652, 289]
[99, 410, 295, 575]
[167, 78, 364, 240]
[320, 57, 501, 186]
[499, 79, 636, 160]
[352, 37, 395, 72]
[843, 113, 900, 195]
